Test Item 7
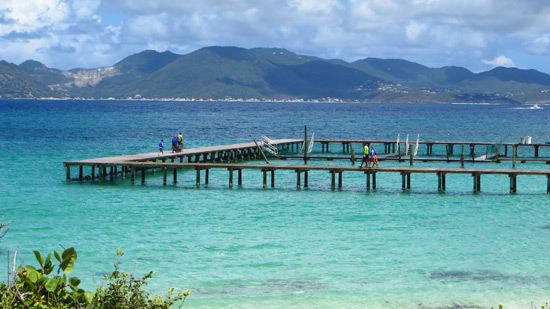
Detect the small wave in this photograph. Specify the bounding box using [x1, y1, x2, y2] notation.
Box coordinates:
[511, 104, 544, 110]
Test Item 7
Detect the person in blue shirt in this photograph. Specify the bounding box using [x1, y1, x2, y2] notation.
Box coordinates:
[172, 135, 178, 153]
[370, 147, 380, 168]
[158, 139, 164, 155]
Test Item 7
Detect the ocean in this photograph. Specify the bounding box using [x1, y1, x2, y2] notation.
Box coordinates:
[1, 99, 550, 308]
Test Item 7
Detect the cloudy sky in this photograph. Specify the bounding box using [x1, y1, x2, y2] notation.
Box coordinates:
[2, 0, 550, 73]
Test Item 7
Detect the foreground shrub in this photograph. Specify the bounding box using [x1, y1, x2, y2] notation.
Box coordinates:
[0, 247, 189, 308]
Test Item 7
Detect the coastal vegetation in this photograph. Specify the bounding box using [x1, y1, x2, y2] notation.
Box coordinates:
[0, 223, 189, 308]
[1, 46, 550, 103]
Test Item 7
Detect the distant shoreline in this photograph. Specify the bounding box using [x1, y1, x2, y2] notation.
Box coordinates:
[1, 97, 536, 105]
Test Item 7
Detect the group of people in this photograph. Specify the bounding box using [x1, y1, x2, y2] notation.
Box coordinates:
[158, 132, 184, 155]
[360, 144, 380, 168]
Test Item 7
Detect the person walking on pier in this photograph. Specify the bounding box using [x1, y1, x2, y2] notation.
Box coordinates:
[171, 135, 178, 153]
[360, 143, 370, 168]
[370, 147, 380, 168]
[158, 139, 164, 155]
[177, 132, 184, 151]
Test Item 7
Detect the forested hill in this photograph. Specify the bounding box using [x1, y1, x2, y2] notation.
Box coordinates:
[3, 46, 550, 103]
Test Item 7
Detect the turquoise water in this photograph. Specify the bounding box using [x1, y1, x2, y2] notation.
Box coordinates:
[1, 100, 550, 308]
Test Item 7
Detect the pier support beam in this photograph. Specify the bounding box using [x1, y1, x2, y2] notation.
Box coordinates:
[401, 172, 411, 191]
[437, 173, 446, 192]
[131, 168, 135, 184]
[163, 167, 167, 185]
[238, 169, 242, 186]
[66, 165, 71, 182]
[173, 168, 177, 184]
[472, 173, 481, 193]
[228, 169, 233, 188]
[296, 170, 301, 189]
[196, 168, 201, 187]
[509, 174, 517, 194]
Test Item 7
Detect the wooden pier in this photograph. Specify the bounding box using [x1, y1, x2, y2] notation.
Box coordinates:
[64, 138, 550, 194]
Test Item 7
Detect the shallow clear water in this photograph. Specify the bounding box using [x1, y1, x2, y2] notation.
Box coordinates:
[1, 100, 550, 308]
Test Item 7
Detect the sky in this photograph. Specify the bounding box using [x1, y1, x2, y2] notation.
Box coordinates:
[1, 0, 550, 73]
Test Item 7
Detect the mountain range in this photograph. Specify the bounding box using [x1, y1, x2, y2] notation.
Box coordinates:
[2, 46, 550, 103]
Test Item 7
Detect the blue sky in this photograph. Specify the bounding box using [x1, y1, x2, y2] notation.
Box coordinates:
[1, 0, 550, 74]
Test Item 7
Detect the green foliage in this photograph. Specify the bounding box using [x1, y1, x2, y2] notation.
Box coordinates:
[0, 247, 190, 308]
[0, 247, 91, 308]
[91, 248, 190, 308]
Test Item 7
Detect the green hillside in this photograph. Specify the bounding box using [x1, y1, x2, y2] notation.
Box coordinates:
[0, 61, 55, 98]
[3, 46, 550, 103]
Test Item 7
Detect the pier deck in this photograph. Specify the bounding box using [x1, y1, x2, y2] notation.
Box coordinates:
[63, 138, 550, 194]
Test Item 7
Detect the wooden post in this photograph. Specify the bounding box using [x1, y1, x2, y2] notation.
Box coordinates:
[271, 170, 275, 188]
[228, 169, 233, 188]
[472, 173, 481, 193]
[205, 169, 209, 184]
[438, 173, 442, 192]
[509, 174, 517, 194]
[372, 172, 377, 189]
[410, 145, 414, 166]
[121, 166, 126, 180]
[331, 171, 336, 190]
[173, 168, 177, 184]
[79, 166, 83, 181]
[91, 165, 95, 180]
[163, 167, 167, 185]
[262, 170, 267, 188]
[238, 169, 242, 186]
[296, 170, 301, 189]
[338, 172, 343, 188]
[304, 125, 308, 165]
[196, 168, 201, 186]
[535, 145, 539, 158]
[547, 175, 550, 194]
[365, 172, 371, 191]
[131, 168, 135, 184]
[402, 172, 406, 191]
[66, 165, 71, 182]
[398, 143, 401, 161]
[141, 168, 146, 184]
[513, 145, 517, 168]
[470, 144, 475, 161]
[351, 144, 355, 165]
[304, 171, 309, 188]
[407, 173, 411, 190]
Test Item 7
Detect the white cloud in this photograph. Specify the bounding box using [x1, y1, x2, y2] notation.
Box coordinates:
[406, 20, 426, 41]
[482, 56, 516, 68]
[1, 0, 550, 73]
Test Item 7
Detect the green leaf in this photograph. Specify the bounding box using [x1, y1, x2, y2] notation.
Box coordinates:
[69, 277, 81, 291]
[27, 269, 39, 283]
[54, 251, 61, 263]
[33, 251, 44, 267]
[45, 253, 52, 264]
[45, 278, 58, 292]
[84, 291, 94, 304]
[59, 248, 77, 274]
